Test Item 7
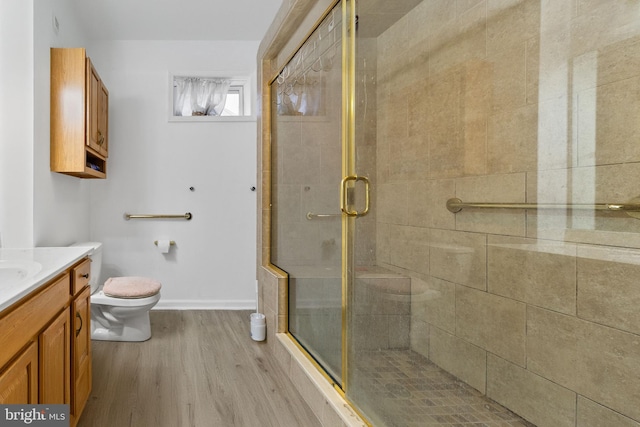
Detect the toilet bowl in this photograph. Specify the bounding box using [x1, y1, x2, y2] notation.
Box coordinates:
[71, 242, 161, 342]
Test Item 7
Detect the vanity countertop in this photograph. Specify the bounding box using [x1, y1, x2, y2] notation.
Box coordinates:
[0, 247, 91, 312]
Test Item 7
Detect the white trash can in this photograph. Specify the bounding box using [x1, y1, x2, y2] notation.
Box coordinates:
[250, 313, 266, 341]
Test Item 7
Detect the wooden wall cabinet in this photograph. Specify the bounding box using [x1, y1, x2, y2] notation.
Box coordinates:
[0, 258, 92, 427]
[51, 48, 109, 178]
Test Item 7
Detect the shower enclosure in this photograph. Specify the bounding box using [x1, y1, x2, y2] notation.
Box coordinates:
[268, 1, 640, 425]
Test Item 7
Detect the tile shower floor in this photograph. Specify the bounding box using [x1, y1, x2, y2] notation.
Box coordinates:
[353, 350, 536, 427]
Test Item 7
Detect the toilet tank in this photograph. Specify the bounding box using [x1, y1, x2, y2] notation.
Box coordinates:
[70, 242, 103, 293]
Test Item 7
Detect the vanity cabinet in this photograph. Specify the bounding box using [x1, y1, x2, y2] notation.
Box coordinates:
[0, 273, 69, 405]
[0, 342, 38, 403]
[39, 308, 71, 404]
[51, 47, 109, 178]
[70, 260, 92, 426]
[0, 257, 91, 427]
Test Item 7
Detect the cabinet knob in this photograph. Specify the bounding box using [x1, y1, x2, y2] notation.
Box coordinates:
[81, 273, 89, 279]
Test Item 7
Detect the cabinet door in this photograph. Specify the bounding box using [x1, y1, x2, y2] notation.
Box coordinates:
[98, 81, 109, 158]
[71, 287, 91, 423]
[39, 308, 71, 404]
[0, 341, 38, 404]
[86, 59, 102, 155]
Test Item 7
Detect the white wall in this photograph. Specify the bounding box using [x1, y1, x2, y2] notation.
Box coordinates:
[0, 0, 34, 247]
[88, 41, 259, 309]
[0, 0, 91, 248]
[33, 0, 91, 247]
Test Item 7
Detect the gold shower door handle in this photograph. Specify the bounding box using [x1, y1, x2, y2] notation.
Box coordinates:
[340, 175, 370, 217]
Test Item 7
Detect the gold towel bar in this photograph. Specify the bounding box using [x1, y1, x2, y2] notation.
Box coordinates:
[446, 198, 640, 219]
[154, 240, 176, 246]
[124, 212, 192, 220]
[306, 212, 342, 220]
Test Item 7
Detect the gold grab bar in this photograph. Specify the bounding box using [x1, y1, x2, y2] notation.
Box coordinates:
[124, 212, 192, 220]
[306, 212, 342, 220]
[446, 198, 640, 218]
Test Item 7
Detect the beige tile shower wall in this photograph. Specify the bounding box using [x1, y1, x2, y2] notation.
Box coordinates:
[486, 354, 576, 427]
[487, 235, 577, 315]
[527, 307, 640, 422]
[577, 397, 640, 427]
[429, 327, 486, 393]
[374, 0, 640, 425]
[271, 114, 343, 269]
[577, 245, 640, 335]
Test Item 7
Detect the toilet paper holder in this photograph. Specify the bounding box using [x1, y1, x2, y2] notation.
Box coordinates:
[154, 240, 175, 246]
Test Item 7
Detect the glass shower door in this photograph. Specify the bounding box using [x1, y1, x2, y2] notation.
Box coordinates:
[345, 0, 640, 426]
[270, 3, 345, 383]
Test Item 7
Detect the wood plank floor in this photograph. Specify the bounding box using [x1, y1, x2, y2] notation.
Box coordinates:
[78, 310, 323, 427]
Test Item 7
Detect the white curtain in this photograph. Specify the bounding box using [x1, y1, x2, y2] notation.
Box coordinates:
[277, 76, 324, 116]
[174, 77, 231, 116]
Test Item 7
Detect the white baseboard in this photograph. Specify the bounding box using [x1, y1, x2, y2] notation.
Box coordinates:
[153, 299, 256, 310]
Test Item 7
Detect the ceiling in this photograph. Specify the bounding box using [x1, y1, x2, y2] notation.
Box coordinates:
[71, 0, 283, 41]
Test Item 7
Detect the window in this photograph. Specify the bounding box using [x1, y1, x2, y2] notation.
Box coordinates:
[221, 85, 244, 116]
[169, 74, 252, 121]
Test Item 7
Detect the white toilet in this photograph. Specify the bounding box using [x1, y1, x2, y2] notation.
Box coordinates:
[72, 242, 161, 342]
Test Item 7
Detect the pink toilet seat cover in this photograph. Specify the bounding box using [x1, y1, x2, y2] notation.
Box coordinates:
[103, 276, 162, 299]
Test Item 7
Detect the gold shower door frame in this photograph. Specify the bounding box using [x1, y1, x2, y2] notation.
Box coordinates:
[340, 0, 358, 394]
[268, 0, 363, 398]
[269, 0, 370, 420]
